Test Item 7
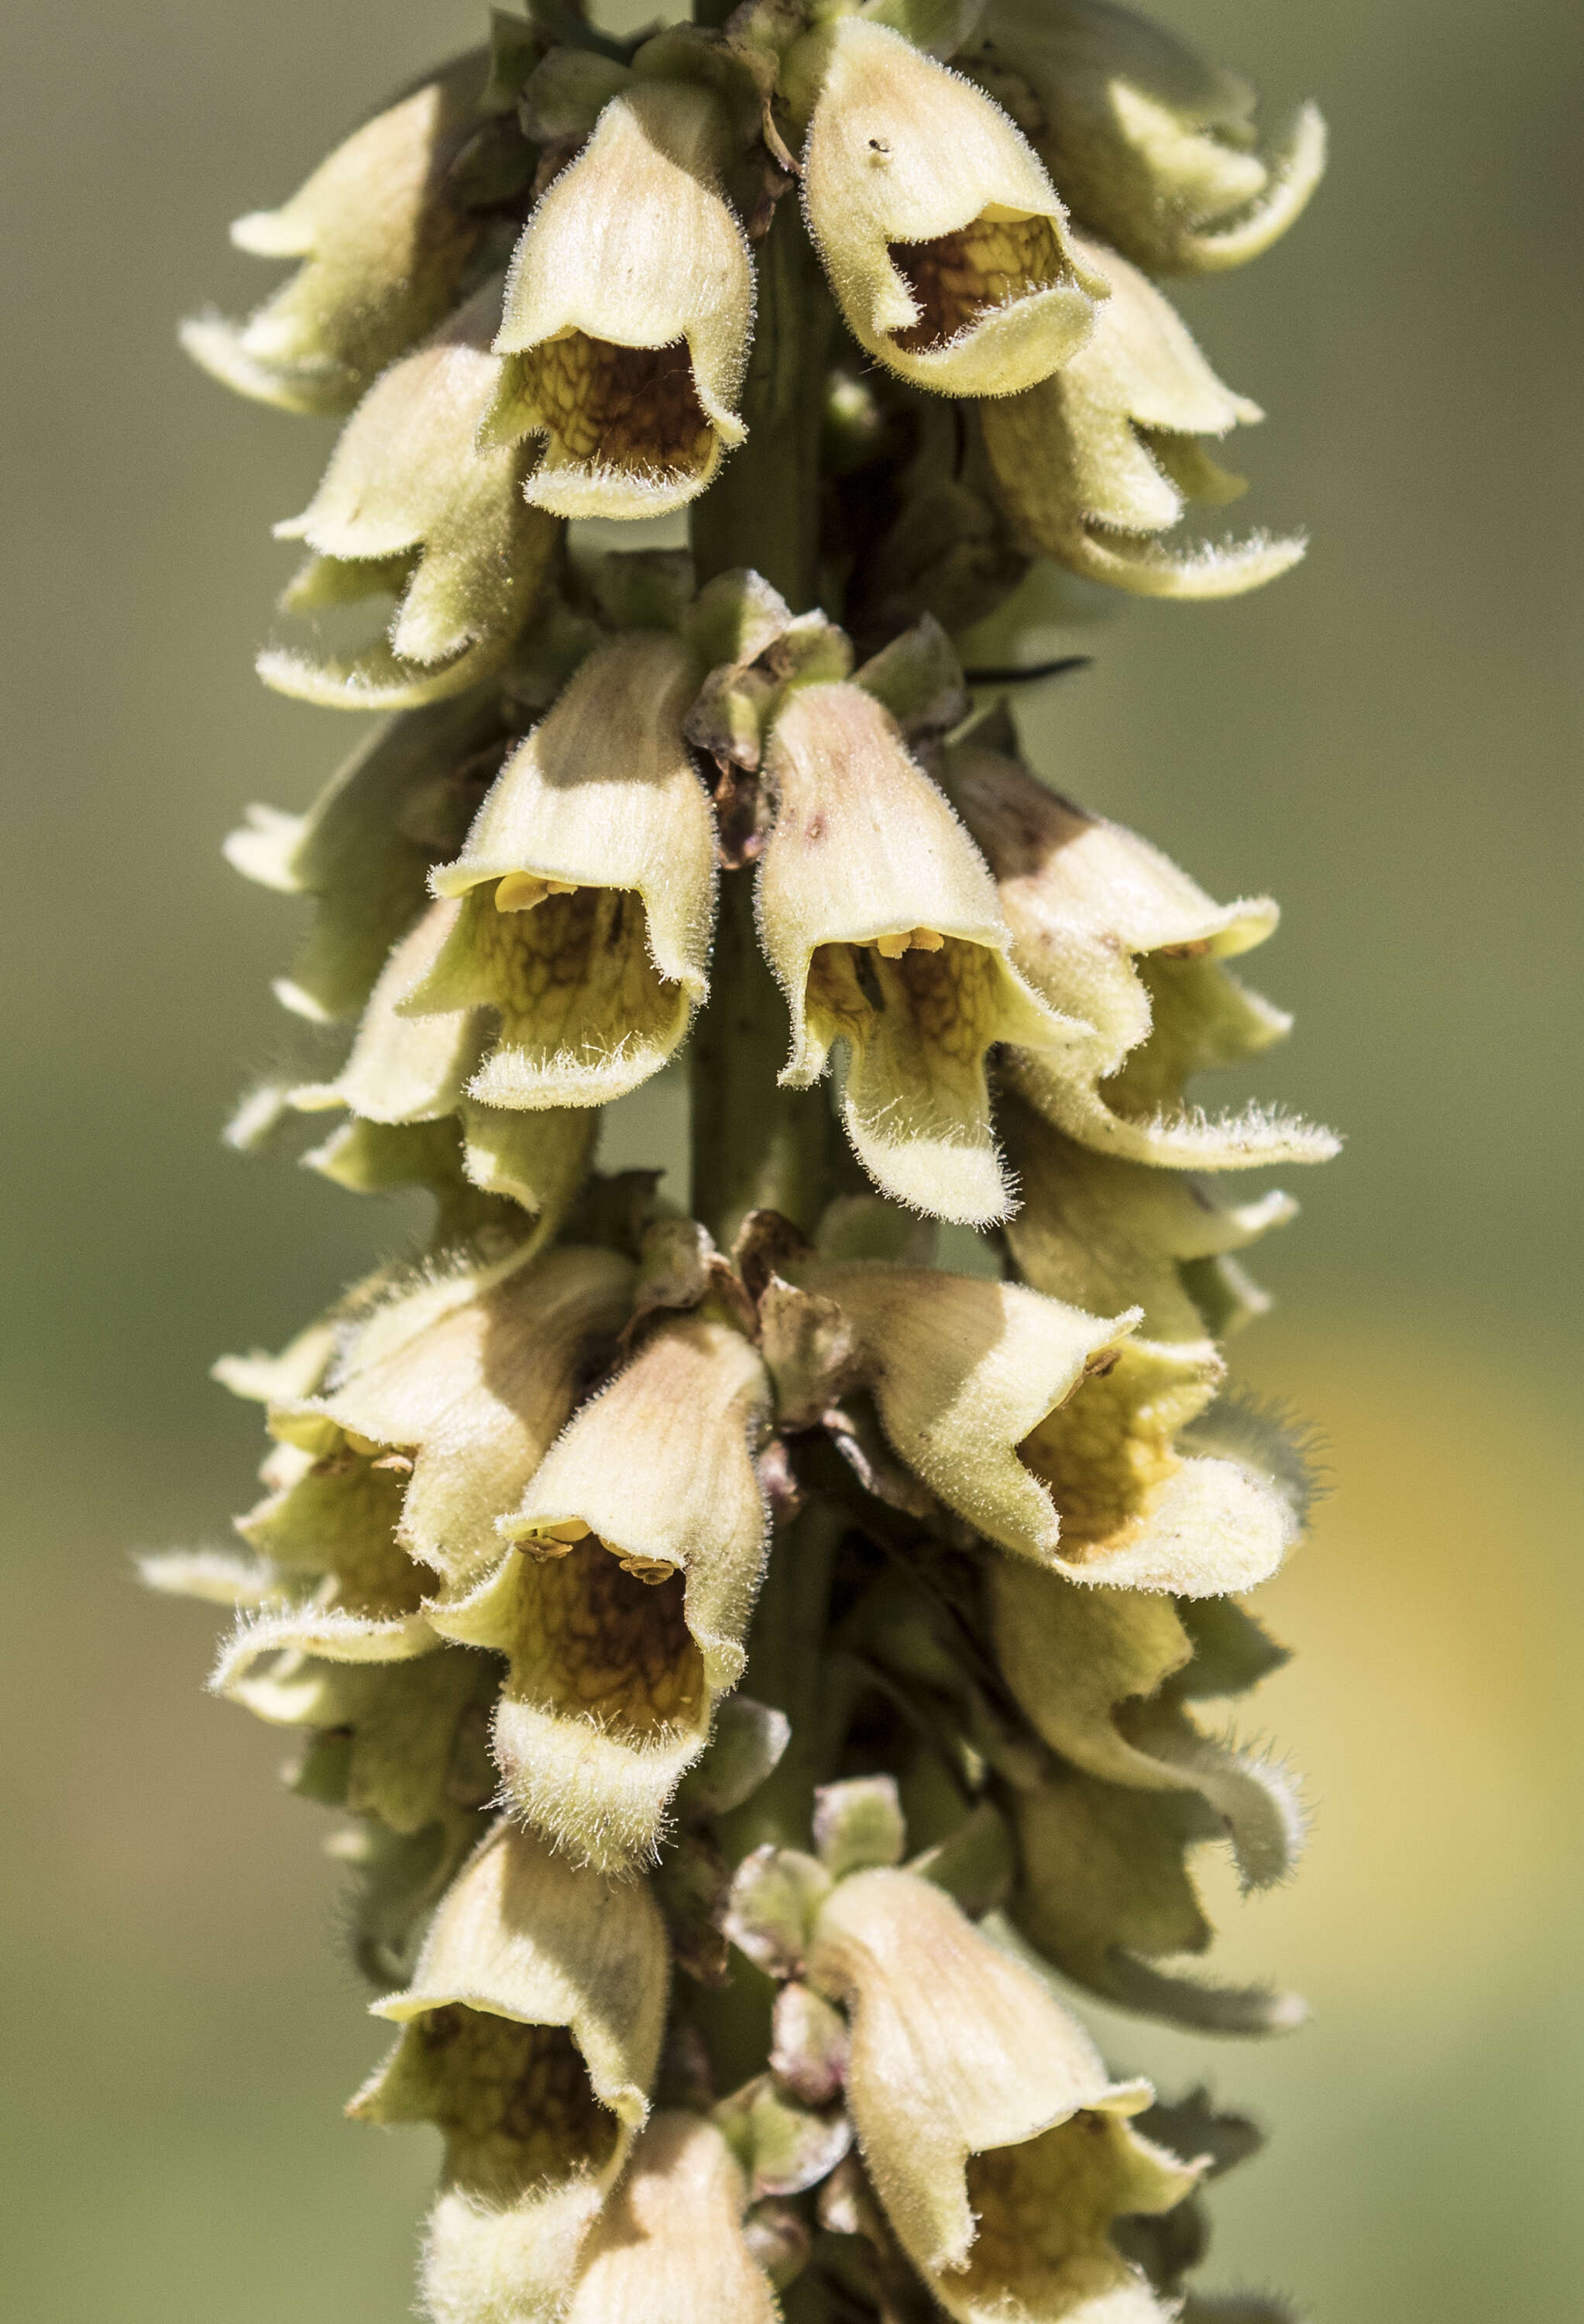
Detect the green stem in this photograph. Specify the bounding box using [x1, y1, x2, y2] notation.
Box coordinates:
[689, 196, 835, 1246]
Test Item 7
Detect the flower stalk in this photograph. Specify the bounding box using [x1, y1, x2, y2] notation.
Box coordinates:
[160, 4, 1334, 2318]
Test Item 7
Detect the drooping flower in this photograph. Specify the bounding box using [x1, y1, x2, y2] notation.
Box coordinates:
[978, 236, 1304, 598]
[180, 52, 498, 414]
[407, 632, 716, 1109]
[351, 1818, 669, 2323]
[794, 18, 1108, 396]
[431, 1314, 772, 1872]
[973, 0, 1326, 274]
[944, 741, 1338, 1166]
[754, 679, 1079, 1223]
[484, 84, 754, 516]
[262, 284, 560, 710]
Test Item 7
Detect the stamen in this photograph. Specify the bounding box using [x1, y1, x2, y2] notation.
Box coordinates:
[494, 873, 579, 913]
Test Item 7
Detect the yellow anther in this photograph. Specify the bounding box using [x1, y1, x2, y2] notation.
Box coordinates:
[874, 931, 912, 959]
[909, 927, 945, 951]
[494, 872, 579, 913]
[536, 1518, 593, 1543]
[617, 1553, 677, 1587]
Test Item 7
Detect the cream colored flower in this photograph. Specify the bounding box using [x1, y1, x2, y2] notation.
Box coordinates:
[976, 0, 1326, 274]
[563, 2112, 779, 2324]
[945, 742, 1338, 1167]
[978, 236, 1303, 597]
[755, 679, 1079, 1225]
[351, 1819, 668, 2324]
[180, 53, 493, 414]
[484, 84, 752, 516]
[791, 1261, 1136, 1563]
[261, 284, 560, 711]
[407, 633, 716, 1109]
[999, 1088, 1296, 1342]
[795, 19, 1107, 395]
[806, 1867, 1196, 2320]
[431, 1315, 772, 1872]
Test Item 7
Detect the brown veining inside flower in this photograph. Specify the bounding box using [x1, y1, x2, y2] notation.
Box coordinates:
[806, 937, 1008, 1071]
[415, 2006, 618, 2201]
[509, 1537, 705, 1736]
[888, 214, 1067, 354]
[459, 882, 678, 1070]
[521, 332, 714, 475]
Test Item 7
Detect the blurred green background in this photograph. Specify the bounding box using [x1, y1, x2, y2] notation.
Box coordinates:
[2, 0, 1580, 2316]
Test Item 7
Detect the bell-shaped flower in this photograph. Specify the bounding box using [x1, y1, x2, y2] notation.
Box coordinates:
[999, 1088, 1296, 1342]
[1007, 1766, 1304, 2037]
[795, 20, 1108, 396]
[431, 1315, 772, 1872]
[946, 742, 1339, 1167]
[407, 634, 716, 1109]
[805, 1866, 1196, 2319]
[224, 689, 513, 1026]
[261, 284, 561, 712]
[989, 1566, 1307, 1891]
[562, 2111, 780, 2324]
[791, 1262, 1140, 1563]
[483, 84, 753, 516]
[180, 53, 494, 414]
[287, 899, 597, 1241]
[978, 237, 1304, 597]
[755, 681, 1080, 1224]
[976, 0, 1326, 275]
[351, 1818, 668, 2324]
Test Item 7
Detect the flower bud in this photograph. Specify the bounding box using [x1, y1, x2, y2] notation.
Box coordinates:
[431, 1315, 772, 1871]
[713, 2073, 854, 2200]
[755, 682, 1079, 1223]
[806, 1866, 1193, 2312]
[999, 1088, 1296, 1342]
[262, 284, 560, 711]
[484, 85, 753, 516]
[410, 634, 716, 1109]
[564, 2111, 779, 2324]
[352, 1818, 668, 2324]
[945, 743, 1338, 1167]
[796, 20, 1107, 396]
[225, 689, 512, 1026]
[180, 53, 495, 414]
[976, 0, 1326, 275]
[1008, 1769, 1304, 2037]
[978, 236, 1304, 597]
[795, 1260, 1139, 1563]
